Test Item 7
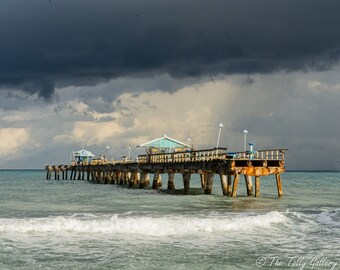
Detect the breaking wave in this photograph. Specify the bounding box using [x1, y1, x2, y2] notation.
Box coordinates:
[0, 211, 287, 236]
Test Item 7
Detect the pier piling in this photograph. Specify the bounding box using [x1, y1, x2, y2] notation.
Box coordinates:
[245, 175, 253, 196]
[139, 172, 147, 189]
[182, 172, 191, 195]
[167, 173, 175, 190]
[204, 173, 214, 194]
[220, 174, 228, 196]
[152, 172, 160, 189]
[255, 176, 260, 197]
[232, 174, 240, 197]
[200, 173, 206, 190]
[275, 174, 283, 197]
[227, 175, 232, 197]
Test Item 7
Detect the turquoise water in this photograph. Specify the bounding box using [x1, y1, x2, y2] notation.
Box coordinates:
[0, 171, 339, 269]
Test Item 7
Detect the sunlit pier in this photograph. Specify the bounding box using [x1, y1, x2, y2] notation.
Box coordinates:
[45, 147, 286, 198]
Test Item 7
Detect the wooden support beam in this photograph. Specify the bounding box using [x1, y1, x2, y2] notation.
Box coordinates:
[112, 171, 116, 184]
[275, 174, 283, 197]
[108, 171, 112, 183]
[157, 174, 162, 188]
[167, 173, 175, 190]
[65, 169, 68, 180]
[232, 174, 239, 197]
[200, 174, 206, 189]
[128, 172, 134, 187]
[127, 172, 132, 185]
[106, 171, 110, 184]
[106, 171, 109, 184]
[123, 172, 129, 185]
[152, 172, 158, 189]
[99, 171, 102, 183]
[112, 172, 117, 184]
[119, 172, 124, 185]
[255, 176, 260, 197]
[139, 172, 147, 189]
[182, 172, 191, 195]
[129, 172, 138, 187]
[98, 171, 102, 183]
[145, 173, 150, 186]
[152, 172, 162, 189]
[134, 172, 140, 186]
[109, 171, 114, 184]
[105, 171, 109, 184]
[220, 174, 228, 196]
[88, 169, 91, 181]
[204, 173, 214, 194]
[101, 169, 105, 184]
[100, 171, 104, 183]
[95, 171, 100, 183]
[86, 168, 91, 181]
[227, 174, 232, 197]
[102, 171, 108, 184]
[244, 175, 253, 196]
[117, 172, 121, 184]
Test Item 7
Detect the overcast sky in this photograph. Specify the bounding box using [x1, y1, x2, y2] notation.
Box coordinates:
[1, 0, 340, 170]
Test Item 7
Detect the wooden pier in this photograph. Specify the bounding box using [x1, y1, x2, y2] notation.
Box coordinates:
[45, 148, 286, 197]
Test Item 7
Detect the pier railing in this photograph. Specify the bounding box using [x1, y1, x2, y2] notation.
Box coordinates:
[71, 148, 286, 165]
[228, 149, 286, 160]
[138, 148, 228, 164]
[137, 148, 286, 164]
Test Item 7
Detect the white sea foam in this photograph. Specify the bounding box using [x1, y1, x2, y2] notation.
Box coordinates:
[0, 211, 287, 236]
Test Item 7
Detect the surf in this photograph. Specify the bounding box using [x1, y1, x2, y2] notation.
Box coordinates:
[0, 211, 287, 236]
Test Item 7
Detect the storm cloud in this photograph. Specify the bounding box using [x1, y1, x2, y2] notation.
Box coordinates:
[1, 0, 340, 98]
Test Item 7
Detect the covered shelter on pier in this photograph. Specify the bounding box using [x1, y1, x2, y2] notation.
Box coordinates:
[137, 134, 190, 154]
[72, 149, 95, 164]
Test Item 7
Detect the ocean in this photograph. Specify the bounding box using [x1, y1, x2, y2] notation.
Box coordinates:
[0, 170, 338, 270]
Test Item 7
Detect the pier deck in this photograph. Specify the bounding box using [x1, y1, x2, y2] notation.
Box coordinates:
[46, 148, 286, 197]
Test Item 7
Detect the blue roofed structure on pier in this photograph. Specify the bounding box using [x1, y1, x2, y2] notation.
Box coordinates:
[72, 148, 95, 164]
[137, 135, 190, 154]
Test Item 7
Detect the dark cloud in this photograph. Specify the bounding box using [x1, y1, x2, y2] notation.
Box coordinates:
[1, 0, 340, 98]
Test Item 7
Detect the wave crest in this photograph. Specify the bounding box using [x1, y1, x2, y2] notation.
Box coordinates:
[0, 211, 287, 236]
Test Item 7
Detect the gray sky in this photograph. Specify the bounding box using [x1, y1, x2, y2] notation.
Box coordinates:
[1, 0, 340, 170]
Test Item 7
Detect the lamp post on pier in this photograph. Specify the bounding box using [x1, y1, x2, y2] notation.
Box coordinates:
[128, 146, 131, 160]
[106, 146, 110, 161]
[216, 123, 224, 148]
[243, 130, 248, 152]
